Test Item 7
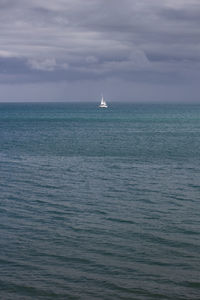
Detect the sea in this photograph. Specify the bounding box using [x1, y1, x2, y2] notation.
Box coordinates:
[0, 102, 200, 300]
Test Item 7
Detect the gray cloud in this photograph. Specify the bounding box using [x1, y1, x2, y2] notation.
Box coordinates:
[0, 0, 200, 101]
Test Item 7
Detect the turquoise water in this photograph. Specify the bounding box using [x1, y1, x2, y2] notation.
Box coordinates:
[0, 103, 200, 299]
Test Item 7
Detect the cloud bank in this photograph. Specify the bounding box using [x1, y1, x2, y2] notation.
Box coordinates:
[0, 0, 199, 101]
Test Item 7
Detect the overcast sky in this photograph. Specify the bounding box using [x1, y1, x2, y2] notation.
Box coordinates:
[0, 0, 200, 102]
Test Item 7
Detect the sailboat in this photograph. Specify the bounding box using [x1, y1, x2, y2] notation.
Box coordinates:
[99, 95, 108, 108]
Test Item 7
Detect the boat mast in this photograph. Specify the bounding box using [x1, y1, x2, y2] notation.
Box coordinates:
[101, 94, 104, 105]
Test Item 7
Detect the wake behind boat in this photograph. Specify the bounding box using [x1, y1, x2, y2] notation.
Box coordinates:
[99, 95, 108, 108]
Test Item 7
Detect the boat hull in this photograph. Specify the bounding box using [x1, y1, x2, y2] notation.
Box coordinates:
[99, 105, 108, 108]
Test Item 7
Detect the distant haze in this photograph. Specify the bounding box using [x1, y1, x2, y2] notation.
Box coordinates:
[0, 0, 200, 102]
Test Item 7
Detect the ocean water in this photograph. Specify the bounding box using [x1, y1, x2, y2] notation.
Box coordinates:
[0, 102, 200, 300]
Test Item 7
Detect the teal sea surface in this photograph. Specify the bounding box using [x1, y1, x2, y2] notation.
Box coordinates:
[0, 102, 200, 299]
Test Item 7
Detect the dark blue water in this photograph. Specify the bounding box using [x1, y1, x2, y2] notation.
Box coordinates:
[0, 102, 200, 299]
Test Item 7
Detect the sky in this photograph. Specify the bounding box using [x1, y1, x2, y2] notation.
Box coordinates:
[0, 0, 200, 102]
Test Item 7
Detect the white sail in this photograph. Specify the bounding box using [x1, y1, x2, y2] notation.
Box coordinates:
[99, 95, 108, 108]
